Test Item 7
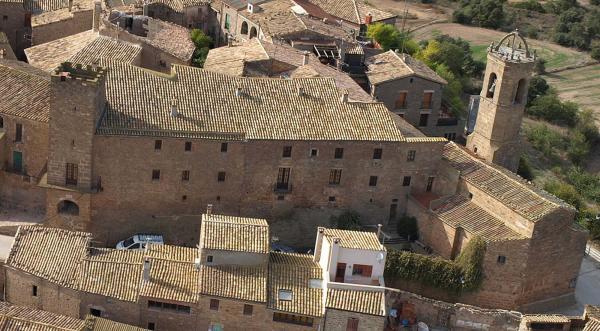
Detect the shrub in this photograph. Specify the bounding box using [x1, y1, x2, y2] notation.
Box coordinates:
[544, 180, 583, 209]
[567, 131, 590, 165]
[396, 215, 419, 240]
[452, 0, 508, 29]
[455, 237, 486, 290]
[190, 29, 213, 67]
[533, 57, 546, 74]
[367, 23, 419, 54]
[527, 76, 550, 106]
[575, 109, 600, 142]
[517, 156, 534, 181]
[511, 0, 546, 13]
[592, 45, 600, 61]
[525, 124, 564, 158]
[527, 94, 578, 126]
[330, 211, 362, 230]
[566, 167, 600, 203]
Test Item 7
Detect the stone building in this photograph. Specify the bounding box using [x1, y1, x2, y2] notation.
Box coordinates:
[0, 0, 29, 58]
[4, 220, 388, 331]
[0, 32, 18, 60]
[365, 50, 463, 140]
[406, 142, 588, 311]
[0, 301, 148, 330]
[142, 0, 211, 29]
[466, 30, 535, 172]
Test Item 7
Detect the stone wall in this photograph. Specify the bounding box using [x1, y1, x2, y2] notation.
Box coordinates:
[324, 309, 385, 331]
[31, 10, 93, 46]
[0, 3, 29, 58]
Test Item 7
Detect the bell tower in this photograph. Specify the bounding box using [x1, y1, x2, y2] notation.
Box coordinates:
[466, 30, 535, 172]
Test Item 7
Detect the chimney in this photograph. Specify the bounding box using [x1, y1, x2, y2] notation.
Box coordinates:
[92, 1, 101, 32]
[142, 258, 151, 282]
[235, 87, 242, 97]
[206, 204, 213, 216]
[313, 227, 325, 262]
[68, 0, 73, 11]
[377, 223, 382, 240]
[340, 90, 349, 103]
[365, 13, 372, 25]
[297, 86, 304, 96]
[302, 51, 309, 66]
[170, 98, 178, 117]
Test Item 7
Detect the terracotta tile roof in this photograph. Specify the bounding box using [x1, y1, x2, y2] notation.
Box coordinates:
[322, 228, 384, 251]
[204, 39, 270, 76]
[0, 59, 50, 122]
[145, 244, 197, 262]
[143, 18, 195, 61]
[522, 314, 572, 323]
[0, 302, 85, 331]
[443, 142, 572, 222]
[84, 315, 149, 331]
[241, 0, 306, 38]
[29, 0, 93, 26]
[326, 288, 385, 316]
[268, 252, 323, 317]
[200, 214, 269, 253]
[366, 51, 447, 85]
[433, 195, 526, 242]
[148, 0, 208, 12]
[199, 265, 267, 302]
[304, 0, 394, 25]
[587, 306, 600, 320]
[96, 60, 403, 141]
[585, 319, 600, 331]
[0, 32, 16, 60]
[69, 36, 141, 67]
[6, 226, 91, 287]
[140, 258, 199, 303]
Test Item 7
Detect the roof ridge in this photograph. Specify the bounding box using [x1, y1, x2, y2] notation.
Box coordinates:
[0, 314, 76, 331]
[145, 256, 196, 264]
[351, 0, 361, 24]
[391, 50, 415, 76]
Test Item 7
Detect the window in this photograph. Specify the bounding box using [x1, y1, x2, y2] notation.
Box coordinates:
[241, 21, 249, 34]
[422, 92, 433, 109]
[346, 318, 359, 331]
[426, 176, 435, 192]
[90, 308, 102, 317]
[217, 171, 226, 182]
[154, 140, 162, 150]
[206, 255, 213, 263]
[373, 148, 382, 160]
[369, 176, 378, 187]
[148, 322, 155, 330]
[0, 116, 3, 128]
[486, 73, 497, 99]
[569, 277, 577, 288]
[334, 148, 344, 159]
[407, 150, 416, 161]
[310, 148, 318, 157]
[182, 170, 190, 181]
[148, 300, 191, 314]
[221, 143, 228, 152]
[444, 132, 457, 141]
[514, 78, 527, 104]
[419, 113, 429, 127]
[282, 146, 292, 158]
[66, 163, 78, 186]
[329, 169, 342, 185]
[497, 255, 506, 264]
[158, 60, 166, 68]
[2, 15, 7, 21]
[15, 123, 22, 142]
[352, 264, 373, 277]
[402, 176, 411, 187]
[395, 91, 407, 109]
[152, 169, 160, 180]
[243, 304, 253, 316]
[276, 167, 290, 190]
[12, 151, 22, 173]
[328, 196, 336, 202]
[224, 13, 230, 29]
[184, 141, 192, 151]
[249, 26, 257, 39]
[210, 299, 219, 310]
[278, 290, 293, 301]
[273, 312, 313, 327]
[57, 200, 79, 215]
[32, 285, 37, 296]
[182, 195, 187, 201]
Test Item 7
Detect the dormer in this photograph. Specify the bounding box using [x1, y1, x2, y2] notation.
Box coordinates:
[247, 1, 256, 13]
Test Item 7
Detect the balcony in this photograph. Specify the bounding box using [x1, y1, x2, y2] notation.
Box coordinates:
[437, 118, 459, 127]
[273, 182, 292, 193]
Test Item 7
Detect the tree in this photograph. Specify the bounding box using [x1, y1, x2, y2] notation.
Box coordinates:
[452, 0, 508, 29]
[527, 76, 549, 105]
[366, 23, 418, 54]
[517, 156, 534, 181]
[527, 94, 578, 126]
[330, 211, 362, 230]
[190, 29, 213, 67]
[544, 180, 583, 209]
[567, 131, 590, 165]
[396, 215, 419, 240]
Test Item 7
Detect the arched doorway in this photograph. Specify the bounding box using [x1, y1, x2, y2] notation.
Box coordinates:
[57, 200, 79, 216]
[249, 27, 257, 39]
[240, 21, 248, 35]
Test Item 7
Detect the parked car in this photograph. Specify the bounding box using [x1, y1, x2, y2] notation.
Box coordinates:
[116, 234, 164, 250]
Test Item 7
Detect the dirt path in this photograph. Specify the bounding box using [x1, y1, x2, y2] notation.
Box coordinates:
[365, 0, 451, 29]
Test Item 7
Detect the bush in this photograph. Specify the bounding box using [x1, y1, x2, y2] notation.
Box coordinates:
[190, 29, 213, 67]
[367, 23, 419, 54]
[527, 94, 578, 126]
[533, 57, 546, 74]
[567, 131, 591, 165]
[396, 215, 419, 240]
[330, 211, 362, 230]
[385, 237, 486, 292]
[526, 124, 564, 158]
[527, 76, 550, 106]
[592, 45, 600, 61]
[511, 0, 546, 13]
[452, 0, 508, 29]
[566, 167, 600, 203]
[517, 156, 534, 181]
[544, 180, 583, 209]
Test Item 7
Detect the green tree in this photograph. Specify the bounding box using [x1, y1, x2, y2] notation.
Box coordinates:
[527, 94, 578, 126]
[190, 29, 213, 67]
[396, 215, 419, 240]
[527, 76, 549, 105]
[455, 237, 486, 290]
[526, 124, 564, 158]
[517, 156, 534, 181]
[567, 131, 591, 165]
[330, 211, 362, 230]
[366, 23, 418, 54]
[453, 0, 508, 29]
[544, 180, 583, 209]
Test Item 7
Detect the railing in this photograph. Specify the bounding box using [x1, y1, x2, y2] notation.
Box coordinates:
[437, 118, 459, 126]
[273, 183, 292, 193]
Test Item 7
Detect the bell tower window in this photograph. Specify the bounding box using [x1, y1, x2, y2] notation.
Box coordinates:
[514, 79, 527, 104]
[486, 73, 497, 99]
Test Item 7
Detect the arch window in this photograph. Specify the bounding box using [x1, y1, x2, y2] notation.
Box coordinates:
[486, 73, 497, 99]
[240, 21, 248, 35]
[514, 78, 527, 104]
[249, 26, 257, 39]
[57, 200, 79, 216]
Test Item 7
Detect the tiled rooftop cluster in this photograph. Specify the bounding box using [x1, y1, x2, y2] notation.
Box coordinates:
[303, 0, 395, 25]
[0, 59, 50, 122]
[366, 51, 448, 86]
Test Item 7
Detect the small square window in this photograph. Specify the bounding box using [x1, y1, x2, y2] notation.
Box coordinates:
[278, 290, 293, 301]
[329, 169, 342, 185]
[184, 141, 192, 151]
[282, 146, 292, 158]
[182, 170, 190, 181]
[207, 255, 213, 263]
[182, 195, 187, 201]
[310, 148, 318, 157]
[217, 171, 226, 182]
[90, 308, 102, 317]
[221, 143, 228, 152]
[243, 304, 253, 316]
[2, 16, 7, 21]
[497, 255, 506, 264]
[334, 148, 344, 159]
[407, 150, 416, 162]
[369, 176, 378, 187]
[277, 195, 285, 201]
[210, 299, 219, 310]
[32, 285, 37, 297]
[152, 170, 160, 180]
[402, 176, 411, 187]
[328, 196, 336, 202]
[373, 148, 382, 160]
[154, 140, 162, 150]
[148, 322, 155, 330]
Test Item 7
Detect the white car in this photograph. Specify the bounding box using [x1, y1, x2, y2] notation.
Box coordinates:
[116, 234, 164, 250]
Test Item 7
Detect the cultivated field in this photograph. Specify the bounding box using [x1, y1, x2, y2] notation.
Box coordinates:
[411, 23, 592, 70]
